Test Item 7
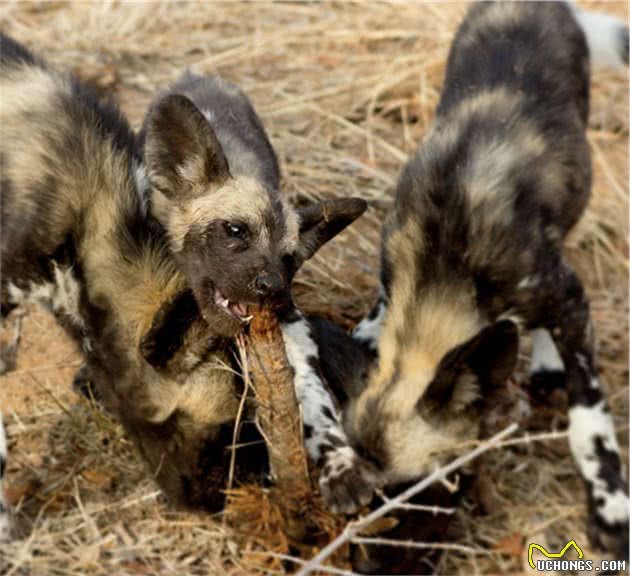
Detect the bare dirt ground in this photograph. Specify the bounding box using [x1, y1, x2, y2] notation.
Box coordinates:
[0, 2, 628, 575]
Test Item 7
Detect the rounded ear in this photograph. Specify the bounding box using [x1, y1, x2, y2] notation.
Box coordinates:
[144, 94, 230, 199]
[140, 289, 200, 368]
[420, 319, 519, 416]
[295, 197, 367, 266]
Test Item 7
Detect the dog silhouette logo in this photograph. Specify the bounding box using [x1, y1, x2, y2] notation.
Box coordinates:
[528, 539, 584, 569]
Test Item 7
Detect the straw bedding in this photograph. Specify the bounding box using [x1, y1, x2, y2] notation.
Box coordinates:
[0, 2, 627, 574]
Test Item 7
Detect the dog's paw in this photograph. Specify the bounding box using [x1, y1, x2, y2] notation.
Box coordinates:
[319, 447, 378, 515]
[72, 363, 102, 403]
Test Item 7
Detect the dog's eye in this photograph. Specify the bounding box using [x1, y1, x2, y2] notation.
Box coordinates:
[224, 222, 247, 239]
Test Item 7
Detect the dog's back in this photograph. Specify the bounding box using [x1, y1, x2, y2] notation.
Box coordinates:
[387, 3, 593, 312]
[438, 2, 590, 123]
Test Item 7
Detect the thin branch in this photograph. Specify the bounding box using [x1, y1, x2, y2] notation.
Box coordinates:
[374, 488, 455, 514]
[296, 423, 518, 576]
[228, 333, 251, 492]
[392, 503, 456, 515]
[248, 551, 360, 576]
[351, 537, 490, 556]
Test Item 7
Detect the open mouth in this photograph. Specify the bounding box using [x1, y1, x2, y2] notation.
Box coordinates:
[213, 288, 252, 323]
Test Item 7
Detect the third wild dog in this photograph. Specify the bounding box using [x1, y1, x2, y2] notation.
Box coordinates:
[347, 2, 629, 556]
[140, 73, 377, 512]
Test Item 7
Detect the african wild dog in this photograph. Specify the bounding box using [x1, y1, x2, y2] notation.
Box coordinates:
[136, 73, 377, 513]
[346, 2, 629, 557]
[0, 33, 366, 535]
[0, 31, 258, 517]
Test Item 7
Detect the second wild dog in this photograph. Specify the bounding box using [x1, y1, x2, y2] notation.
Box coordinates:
[137, 73, 377, 513]
[347, 1, 629, 557]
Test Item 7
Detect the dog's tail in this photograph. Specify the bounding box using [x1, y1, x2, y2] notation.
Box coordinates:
[570, 4, 628, 69]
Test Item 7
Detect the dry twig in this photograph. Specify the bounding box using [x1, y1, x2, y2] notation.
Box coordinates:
[245, 306, 313, 541]
[296, 424, 518, 576]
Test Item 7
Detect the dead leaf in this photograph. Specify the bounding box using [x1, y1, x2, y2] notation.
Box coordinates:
[357, 516, 400, 536]
[81, 469, 113, 490]
[4, 479, 38, 505]
[493, 532, 524, 557]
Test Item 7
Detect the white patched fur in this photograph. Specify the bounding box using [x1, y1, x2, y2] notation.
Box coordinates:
[0, 412, 10, 542]
[352, 291, 387, 353]
[281, 314, 377, 513]
[529, 328, 564, 375]
[570, 5, 628, 70]
[7, 263, 87, 349]
[280, 316, 345, 461]
[569, 400, 629, 525]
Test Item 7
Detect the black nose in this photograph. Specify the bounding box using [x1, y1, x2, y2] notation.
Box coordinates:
[255, 272, 284, 298]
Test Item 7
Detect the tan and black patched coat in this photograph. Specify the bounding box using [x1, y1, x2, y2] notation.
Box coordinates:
[137, 73, 376, 514]
[0, 32, 266, 513]
[348, 2, 628, 559]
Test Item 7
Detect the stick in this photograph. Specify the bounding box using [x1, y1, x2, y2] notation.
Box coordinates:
[296, 423, 518, 576]
[245, 305, 312, 541]
[351, 537, 490, 556]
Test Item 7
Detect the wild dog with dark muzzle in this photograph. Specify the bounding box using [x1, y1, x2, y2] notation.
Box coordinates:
[0, 32, 269, 519]
[137, 73, 377, 513]
[139, 73, 366, 333]
[346, 2, 629, 557]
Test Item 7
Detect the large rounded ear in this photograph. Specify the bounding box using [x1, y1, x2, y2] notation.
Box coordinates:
[294, 197, 367, 266]
[420, 320, 519, 415]
[140, 289, 200, 369]
[144, 94, 230, 199]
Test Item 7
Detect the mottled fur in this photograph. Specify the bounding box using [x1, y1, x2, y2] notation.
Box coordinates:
[139, 73, 366, 333]
[346, 2, 628, 557]
[138, 74, 374, 513]
[0, 34, 266, 517]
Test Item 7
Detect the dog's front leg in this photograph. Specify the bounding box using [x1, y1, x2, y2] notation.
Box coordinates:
[280, 309, 378, 514]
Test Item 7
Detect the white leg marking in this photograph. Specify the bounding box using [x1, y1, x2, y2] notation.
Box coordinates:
[280, 316, 343, 461]
[353, 292, 387, 353]
[569, 401, 629, 526]
[281, 313, 378, 513]
[530, 328, 564, 374]
[7, 263, 86, 334]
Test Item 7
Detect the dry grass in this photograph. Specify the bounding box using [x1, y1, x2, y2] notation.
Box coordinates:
[0, 2, 627, 574]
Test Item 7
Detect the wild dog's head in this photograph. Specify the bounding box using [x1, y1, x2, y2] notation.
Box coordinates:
[345, 287, 519, 484]
[143, 94, 366, 335]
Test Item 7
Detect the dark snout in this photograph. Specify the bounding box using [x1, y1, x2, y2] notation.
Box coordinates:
[254, 271, 288, 302]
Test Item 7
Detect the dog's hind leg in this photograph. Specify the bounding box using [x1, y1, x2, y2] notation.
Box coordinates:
[536, 262, 628, 558]
[528, 328, 566, 401]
